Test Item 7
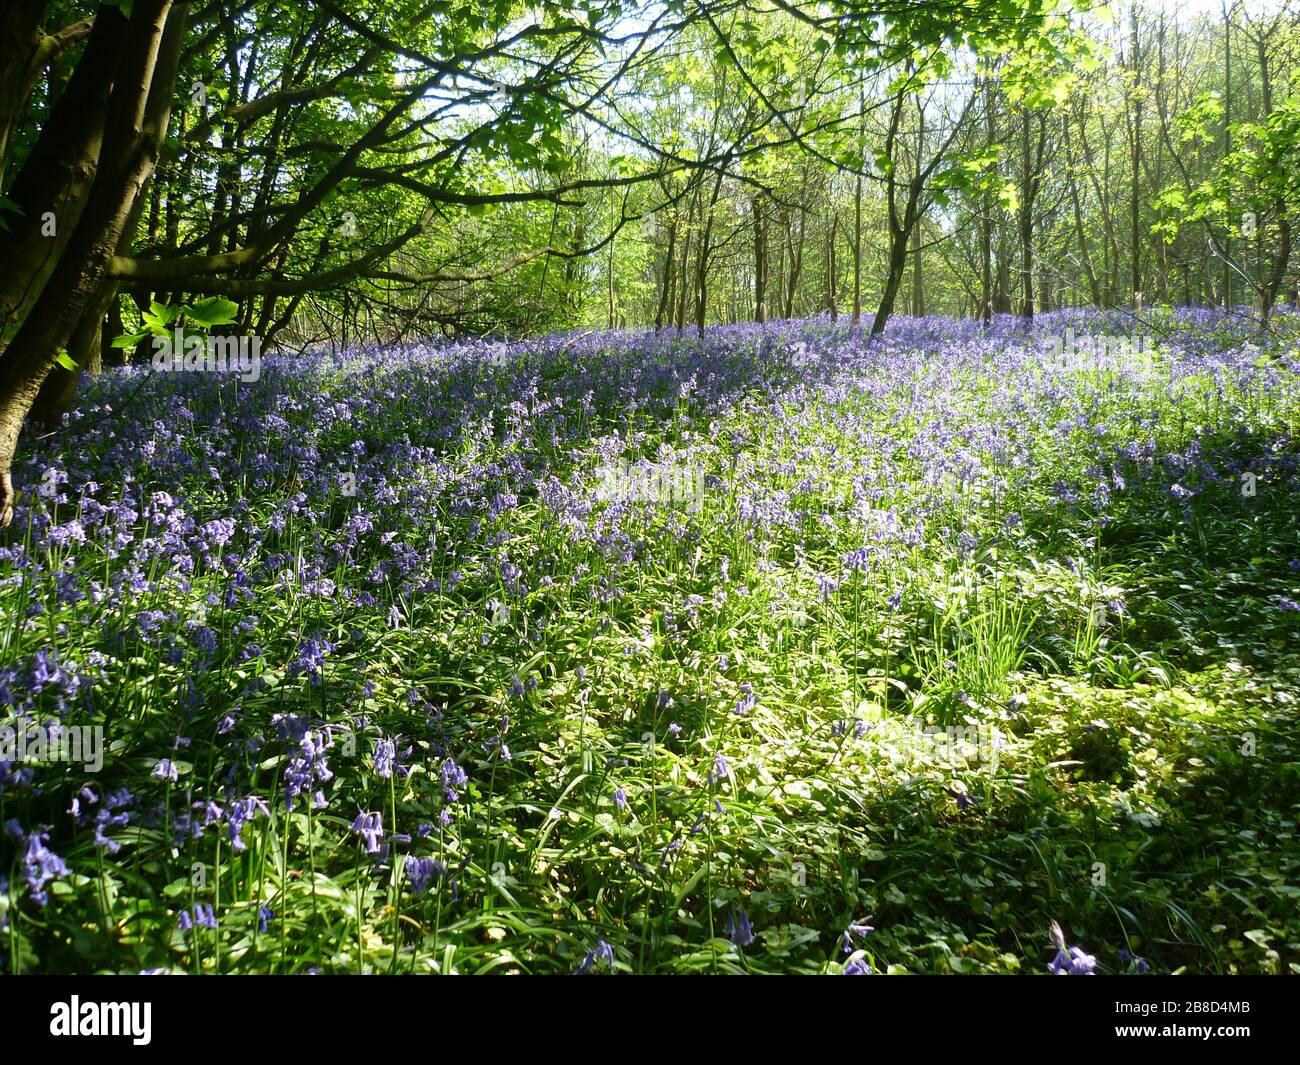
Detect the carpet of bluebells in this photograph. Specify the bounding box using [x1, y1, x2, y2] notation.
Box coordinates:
[2, 308, 1299, 975]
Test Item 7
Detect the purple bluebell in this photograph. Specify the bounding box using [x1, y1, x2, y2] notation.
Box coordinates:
[1048, 922, 1096, 975]
[405, 855, 447, 896]
[574, 938, 615, 974]
[725, 910, 755, 948]
[350, 811, 384, 854]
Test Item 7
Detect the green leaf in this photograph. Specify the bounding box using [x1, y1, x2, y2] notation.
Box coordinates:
[149, 300, 179, 326]
[111, 330, 150, 349]
[54, 349, 78, 371]
[184, 296, 238, 328]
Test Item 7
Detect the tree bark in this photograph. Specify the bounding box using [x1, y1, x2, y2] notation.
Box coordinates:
[0, 1, 184, 523]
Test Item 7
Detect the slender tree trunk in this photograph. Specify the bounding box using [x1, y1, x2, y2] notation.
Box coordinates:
[1222, 1, 1233, 307]
[1129, 4, 1144, 304]
[1019, 112, 1032, 318]
[979, 78, 995, 322]
[910, 207, 923, 317]
[872, 223, 910, 335]
[852, 171, 863, 323]
[674, 199, 694, 332]
[655, 216, 677, 332]
[1255, 31, 1290, 335]
[827, 210, 839, 320]
[785, 209, 805, 318]
[852, 86, 865, 324]
[1064, 118, 1102, 305]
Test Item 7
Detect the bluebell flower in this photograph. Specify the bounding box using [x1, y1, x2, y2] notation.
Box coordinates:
[841, 547, 873, 571]
[1048, 922, 1096, 975]
[288, 633, 334, 684]
[734, 684, 757, 715]
[575, 938, 615, 974]
[841, 921, 875, 953]
[440, 758, 467, 801]
[8, 823, 69, 905]
[279, 722, 334, 811]
[92, 808, 128, 854]
[178, 903, 217, 931]
[725, 909, 755, 948]
[350, 811, 384, 854]
[405, 855, 447, 896]
[816, 573, 839, 601]
[372, 737, 397, 778]
[225, 796, 268, 852]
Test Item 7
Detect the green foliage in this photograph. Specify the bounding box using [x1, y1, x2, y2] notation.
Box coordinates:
[1157, 93, 1300, 247]
[112, 298, 239, 352]
[0, 193, 24, 232]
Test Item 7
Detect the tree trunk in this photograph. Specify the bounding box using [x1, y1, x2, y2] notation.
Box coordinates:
[827, 210, 839, 320]
[655, 216, 677, 332]
[871, 226, 909, 335]
[0, 10, 123, 330]
[910, 206, 923, 317]
[29, 291, 105, 427]
[1129, 4, 1144, 304]
[784, 209, 805, 318]
[0, 1, 184, 523]
[1222, 2, 1233, 307]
